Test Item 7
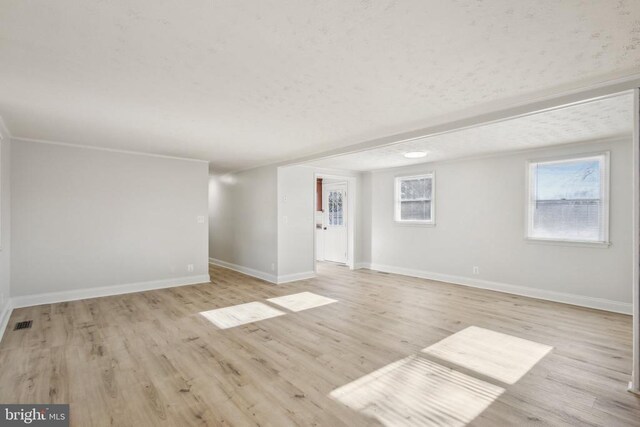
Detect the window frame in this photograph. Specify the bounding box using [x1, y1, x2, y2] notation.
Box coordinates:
[525, 152, 610, 247]
[394, 172, 436, 226]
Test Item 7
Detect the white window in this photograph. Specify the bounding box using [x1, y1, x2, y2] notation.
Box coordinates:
[395, 173, 434, 224]
[527, 153, 609, 245]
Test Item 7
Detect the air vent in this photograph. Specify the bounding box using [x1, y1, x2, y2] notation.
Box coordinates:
[14, 320, 33, 330]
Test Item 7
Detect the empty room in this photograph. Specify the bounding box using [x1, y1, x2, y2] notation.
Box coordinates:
[1, 1, 640, 426]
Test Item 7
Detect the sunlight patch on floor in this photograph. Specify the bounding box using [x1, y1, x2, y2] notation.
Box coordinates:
[421, 326, 553, 385]
[200, 302, 286, 329]
[267, 292, 338, 312]
[330, 355, 505, 427]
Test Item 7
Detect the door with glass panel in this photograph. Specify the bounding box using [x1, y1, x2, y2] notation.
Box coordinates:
[322, 182, 348, 264]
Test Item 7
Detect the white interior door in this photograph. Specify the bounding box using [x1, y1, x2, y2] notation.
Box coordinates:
[322, 182, 348, 264]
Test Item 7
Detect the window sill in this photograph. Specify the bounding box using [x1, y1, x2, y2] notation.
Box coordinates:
[524, 237, 611, 248]
[395, 221, 436, 227]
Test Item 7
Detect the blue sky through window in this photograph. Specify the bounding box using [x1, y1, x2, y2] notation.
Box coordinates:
[535, 159, 600, 200]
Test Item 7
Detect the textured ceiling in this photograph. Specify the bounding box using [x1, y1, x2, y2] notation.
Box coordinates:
[0, 1, 639, 171]
[306, 94, 634, 171]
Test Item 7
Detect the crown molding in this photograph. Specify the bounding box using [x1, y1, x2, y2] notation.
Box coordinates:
[11, 136, 209, 164]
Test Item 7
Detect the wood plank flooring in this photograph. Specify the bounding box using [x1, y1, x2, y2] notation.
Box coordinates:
[0, 263, 638, 426]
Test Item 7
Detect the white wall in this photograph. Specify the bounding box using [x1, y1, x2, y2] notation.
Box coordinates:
[0, 131, 11, 327]
[357, 172, 372, 267]
[277, 166, 316, 279]
[11, 140, 210, 300]
[209, 165, 278, 281]
[209, 164, 360, 283]
[365, 138, 633, 313]
[210, 138, 632, 313]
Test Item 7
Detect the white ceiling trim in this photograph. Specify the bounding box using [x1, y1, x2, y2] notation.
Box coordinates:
[304, 91, 632, 171]
[274, 75, 640, 173]
[10, 136, 209, 164]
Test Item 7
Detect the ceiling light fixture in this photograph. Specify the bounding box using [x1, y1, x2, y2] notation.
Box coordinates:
[403, 151, 427, 159]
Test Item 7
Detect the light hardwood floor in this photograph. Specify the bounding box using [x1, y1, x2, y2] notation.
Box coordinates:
[1, 263, 638, 426]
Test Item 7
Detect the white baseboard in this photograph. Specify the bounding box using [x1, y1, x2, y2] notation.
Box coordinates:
[10, 274, 212, 309]
[0, 299, 13, 342]
[364, 263, 632, 315]
[209, 258, 277, 284]
[277, 271, 316, 284]
[208, 258, 316, 285]
[354, 262, 371, 270]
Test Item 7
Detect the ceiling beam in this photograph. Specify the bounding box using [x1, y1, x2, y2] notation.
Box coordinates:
[268, 73, 640, 172]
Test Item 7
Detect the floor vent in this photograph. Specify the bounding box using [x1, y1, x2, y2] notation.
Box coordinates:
[13, 320, 33, 331]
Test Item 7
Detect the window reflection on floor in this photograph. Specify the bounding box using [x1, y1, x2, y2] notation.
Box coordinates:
[267, 291, 338, 312]
[422, 326, 553, 385]
[330, 326, 552, 426]
[330, 355, 505, 427]
[199, 292, 338, 329]
[200, 302, 285, 329]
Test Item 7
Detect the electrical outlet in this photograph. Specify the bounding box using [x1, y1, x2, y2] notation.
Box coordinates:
[473, 266, 480, 275]
[187, 264, 194, 273]
[197, 215, 205, 224]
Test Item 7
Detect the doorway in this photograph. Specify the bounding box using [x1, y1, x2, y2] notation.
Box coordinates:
[313, 173, 356, 273]
[321, 181, 348, 264]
